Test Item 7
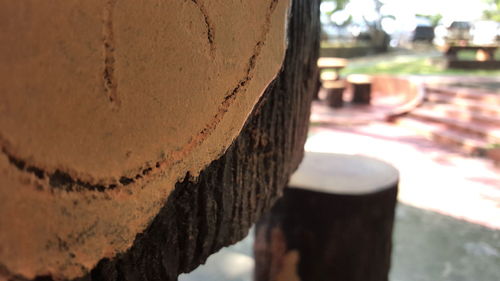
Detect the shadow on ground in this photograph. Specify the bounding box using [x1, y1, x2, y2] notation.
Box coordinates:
[391, 203, 500, 281]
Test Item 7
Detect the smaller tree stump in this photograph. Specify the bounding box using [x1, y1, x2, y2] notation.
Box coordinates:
[323, 80, 345, 108]
[348, 74, 373, 105]
[254, 152, 399, 281]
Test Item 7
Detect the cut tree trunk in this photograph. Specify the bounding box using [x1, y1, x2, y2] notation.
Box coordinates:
[324, 80, 345, 108]
[63, 1, 319, 281]
[349, 75, 373, 105]
[254, 152, 399, 281]
[0, 1, 319, 280]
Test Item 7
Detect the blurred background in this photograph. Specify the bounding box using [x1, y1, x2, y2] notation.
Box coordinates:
[320, 0, 499, 55]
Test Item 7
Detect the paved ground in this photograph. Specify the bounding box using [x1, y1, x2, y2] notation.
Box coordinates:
[180, 99, 500, 281]
[392, 203, 500, 281]
[181, 203, 500, 281]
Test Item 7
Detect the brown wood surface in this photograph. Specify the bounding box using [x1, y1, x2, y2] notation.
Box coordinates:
[17, 1, 320, 281]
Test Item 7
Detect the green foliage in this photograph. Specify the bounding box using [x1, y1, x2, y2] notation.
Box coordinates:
[322, 0, 391, 49]
[323, 0, 350, 13]
[322, 0, 353, 25]
[482, 0, 500, 21]
[336, 52, 500, 76]
[416, 14, 443, 27]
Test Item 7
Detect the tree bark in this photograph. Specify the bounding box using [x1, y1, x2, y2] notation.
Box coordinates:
[254, 153, 398, 281]
[28, 1, 320, 281]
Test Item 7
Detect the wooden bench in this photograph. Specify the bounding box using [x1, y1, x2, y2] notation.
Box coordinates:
[446, 45, 498, 61]
[255, 152, 399, 281]
[317, 58, 348, 103]
[445, 45, 500, 69]
[318, 57, 348, 76]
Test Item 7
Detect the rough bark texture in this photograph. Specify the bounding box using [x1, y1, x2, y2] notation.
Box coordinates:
[255, 183, 398, 281]
[8, 1, 320, 281]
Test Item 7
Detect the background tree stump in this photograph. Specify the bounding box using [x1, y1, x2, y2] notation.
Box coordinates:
[324, 80, 346, 108]
[254, 152, 399, 281]
[348, 74, 373, 105]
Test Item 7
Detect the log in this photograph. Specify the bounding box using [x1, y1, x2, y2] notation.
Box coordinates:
[0, 0, 320, 280]
[254, 152, 399, 281]
[348, 74, 373, 105]
[324, 80, 345, 108]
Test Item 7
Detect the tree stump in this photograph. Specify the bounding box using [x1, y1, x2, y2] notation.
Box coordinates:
[0, 0, 320, 280]
[254, 152, 399, 281]
[348, 74, 373, 105]
[324, 80, 345, 108]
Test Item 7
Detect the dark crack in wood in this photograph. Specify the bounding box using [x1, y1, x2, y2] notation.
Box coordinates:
[103, 0, 119, 106]
[190, 0, 215, 58]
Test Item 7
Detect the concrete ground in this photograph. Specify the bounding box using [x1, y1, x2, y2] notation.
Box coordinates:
[180, 103, 500, 281]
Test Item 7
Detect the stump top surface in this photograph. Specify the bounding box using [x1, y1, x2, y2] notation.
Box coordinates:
[323, 79, 345, 89]
[347, 74, 373, 84]
[289, 152, 399, 195]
